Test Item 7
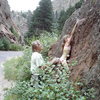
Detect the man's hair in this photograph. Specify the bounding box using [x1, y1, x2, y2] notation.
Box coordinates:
[32, 40, 42, 52]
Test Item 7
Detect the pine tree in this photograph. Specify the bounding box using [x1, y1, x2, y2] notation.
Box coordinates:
[58, 6, 75, 31]
[58, 10, 66, 31]
[28, 0, 53, 37]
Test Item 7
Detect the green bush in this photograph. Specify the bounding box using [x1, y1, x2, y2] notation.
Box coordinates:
[4, 48, 31, 81]
[0, 37, 22, 51]
[0, 37, 10, 50]
[9, 44, 23, 51]
[5, 63, 95, 100]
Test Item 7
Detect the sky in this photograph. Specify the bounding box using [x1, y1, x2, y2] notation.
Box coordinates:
[7, 0, 41, 12]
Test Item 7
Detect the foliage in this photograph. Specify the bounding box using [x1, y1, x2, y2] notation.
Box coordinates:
[10, 26, 18, 38]
[4, 57, 22, 80]
[9, 44, 23, 51]
[58, 10, 67, 31]
[21, 13, 27, 18]
[0, 37, 23, 51]
[27, 0, 53, 37]
[0, 37, 10, 50]
[75, 0, 83, 9]
[4, 48, 31, 81]
[25, 31, 59, 57]
[5, 63, 95, 100]
[39, 31, 59, 57]
[58, 6, 75, 31]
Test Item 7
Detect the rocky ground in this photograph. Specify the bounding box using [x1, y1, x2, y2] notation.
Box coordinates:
[0, 51, 23, 100]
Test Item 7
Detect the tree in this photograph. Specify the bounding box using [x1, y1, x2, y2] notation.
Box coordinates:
[58, 6, 75, 31]
[58, 10, 66, 31]
[28, 0, 53, 37]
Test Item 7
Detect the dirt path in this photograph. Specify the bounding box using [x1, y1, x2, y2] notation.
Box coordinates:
[0, 51, 23, 100]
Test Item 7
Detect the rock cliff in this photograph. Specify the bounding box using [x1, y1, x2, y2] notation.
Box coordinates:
[11, 11, 32, 35]
[52, 0, 80, 13]
[49, 0, 100, 99]
[0, 0, 21, 43]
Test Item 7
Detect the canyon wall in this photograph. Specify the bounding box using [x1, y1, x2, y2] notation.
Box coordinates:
[0, 0, 21, 44]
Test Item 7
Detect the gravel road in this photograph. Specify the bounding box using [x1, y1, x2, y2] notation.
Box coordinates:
[0, 51, 23, 100]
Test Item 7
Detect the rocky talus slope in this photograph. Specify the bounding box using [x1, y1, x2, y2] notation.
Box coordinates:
[0, 0, 21, 43]
[49, 0, 100, 99]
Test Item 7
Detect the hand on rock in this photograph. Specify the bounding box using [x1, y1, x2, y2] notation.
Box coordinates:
[76, 18, 86, 26]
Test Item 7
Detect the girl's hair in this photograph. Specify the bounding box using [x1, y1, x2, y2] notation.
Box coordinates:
[32, 40, 42, 52]
[61, 35, 70, 50]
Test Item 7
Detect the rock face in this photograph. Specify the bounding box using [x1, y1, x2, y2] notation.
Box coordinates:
[0, 0, 21, 43]
[11, 11, 32, 44]
[11, 11, 32, 35]
[52, 0, 80, 13]
[49, 0, 100, 99]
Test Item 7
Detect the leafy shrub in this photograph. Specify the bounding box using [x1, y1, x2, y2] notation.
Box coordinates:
[0, 37, 10, 50]
[0, 37, 22, 51]
[4, 57, 21, 80]
[9, 44, 23, 51]
[4, 48, 31, 81]
[5, 63, 95, 100]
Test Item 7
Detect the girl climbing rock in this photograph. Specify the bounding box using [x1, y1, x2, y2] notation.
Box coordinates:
[51, 18, 86, 69]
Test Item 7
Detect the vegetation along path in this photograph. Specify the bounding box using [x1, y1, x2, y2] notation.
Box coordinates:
[0, 51, 23, 100]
